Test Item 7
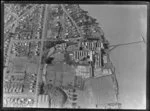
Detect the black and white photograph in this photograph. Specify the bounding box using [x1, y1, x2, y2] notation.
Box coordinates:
[2, 2, 148, 109]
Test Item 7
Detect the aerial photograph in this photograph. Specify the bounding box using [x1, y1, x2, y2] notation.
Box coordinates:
[3, 3, 147, 109]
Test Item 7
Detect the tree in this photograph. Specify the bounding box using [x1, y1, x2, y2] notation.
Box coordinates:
[64, 52, 74, 65]
[45, 57, 54, 64]
[38, 82, 45, 94]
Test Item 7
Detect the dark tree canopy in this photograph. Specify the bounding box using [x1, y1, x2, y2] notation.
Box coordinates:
[45, 57, 54, 64]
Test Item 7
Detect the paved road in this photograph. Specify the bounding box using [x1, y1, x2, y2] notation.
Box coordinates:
[5, 5, 38, 31]
[61, 5, 83, 38]
[34, 4, 49, 107]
